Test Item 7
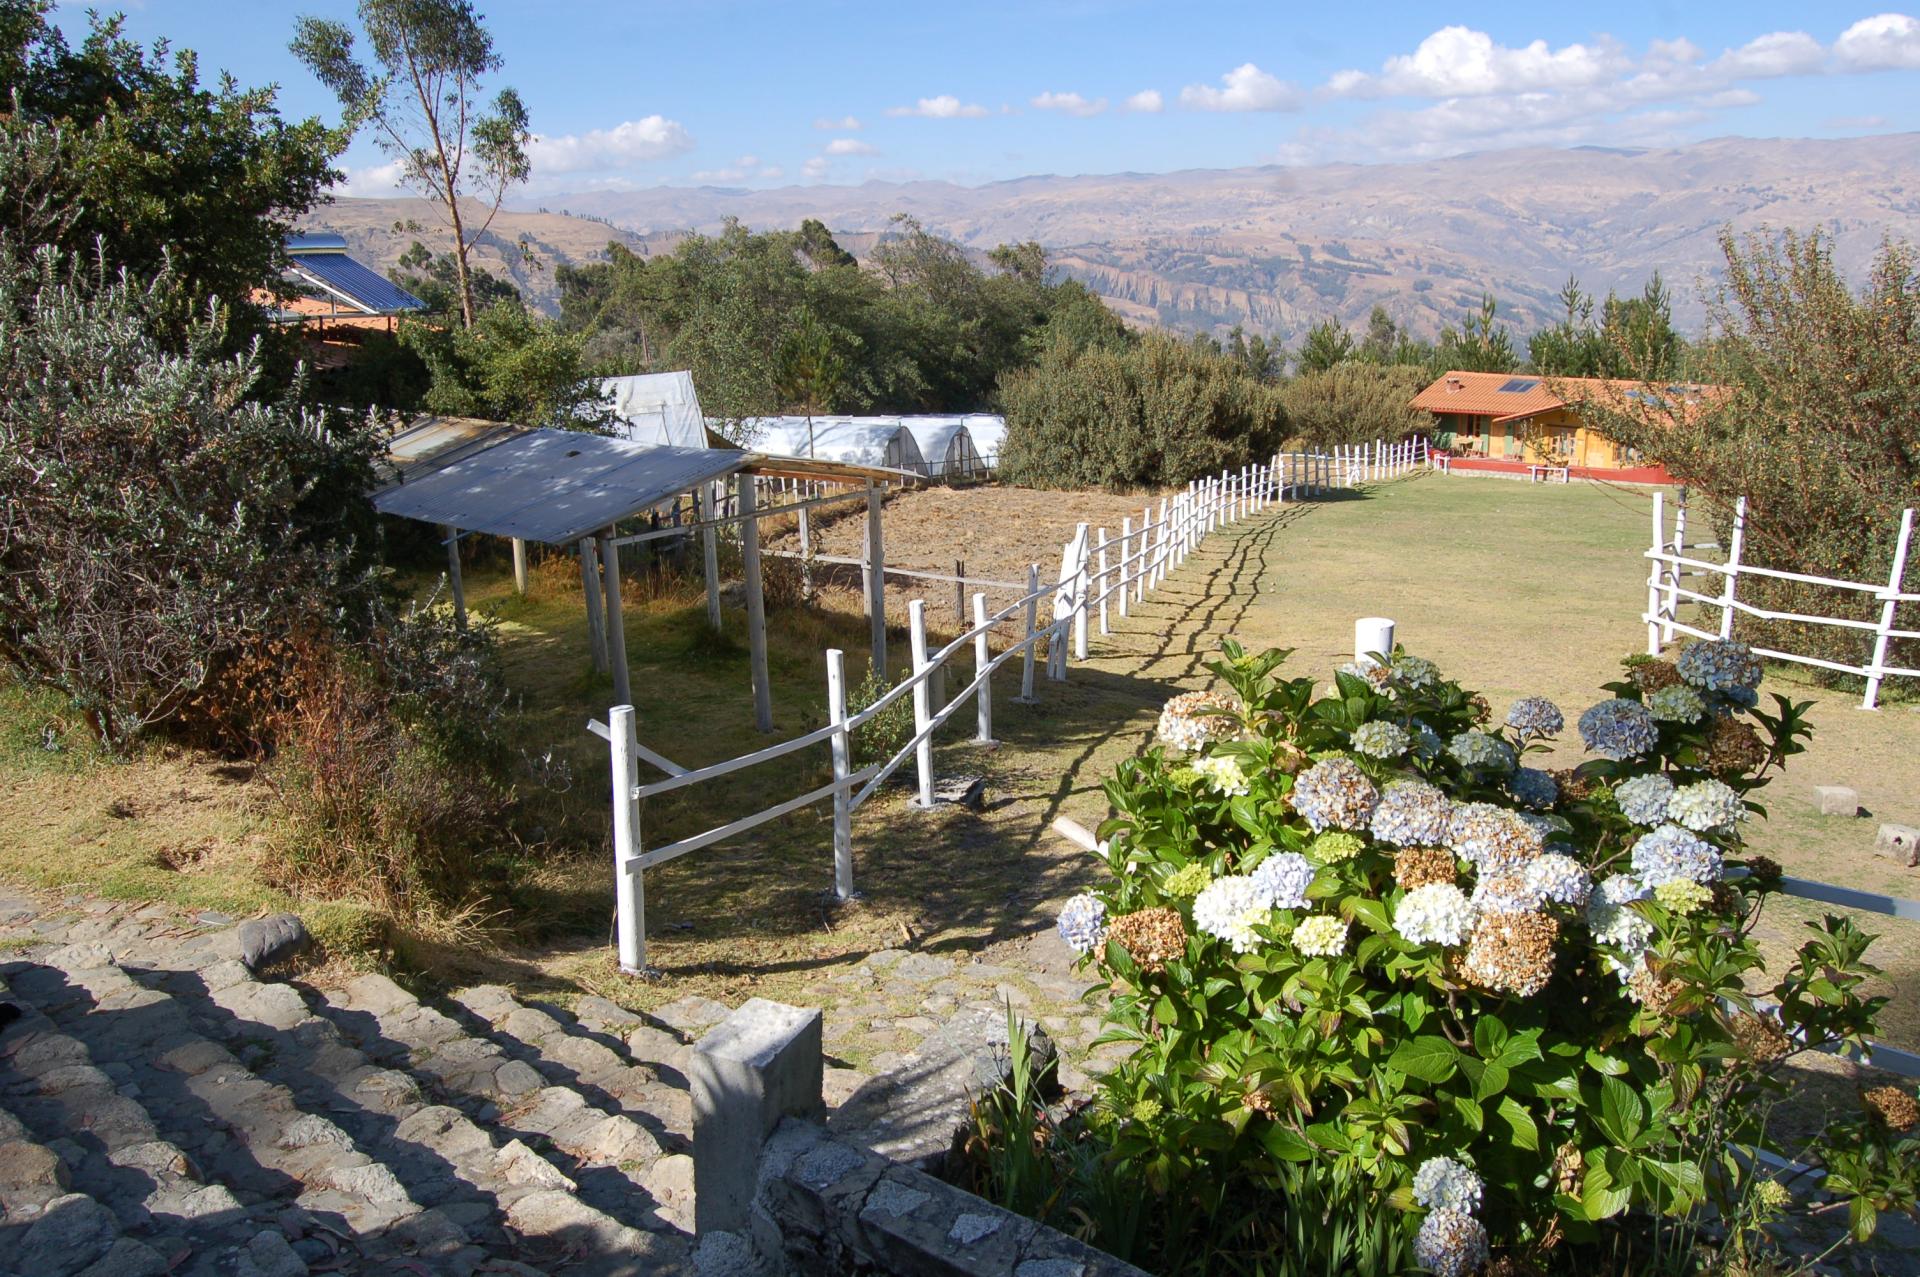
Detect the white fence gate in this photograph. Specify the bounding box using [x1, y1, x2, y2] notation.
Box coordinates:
[1644, 490, 1917, 709]
[592, 446, 1436, 971]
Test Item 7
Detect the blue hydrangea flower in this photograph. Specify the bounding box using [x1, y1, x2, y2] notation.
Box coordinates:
[1446, 802, 1545, 872]
[1291, 757, 1380, 831]
[1504, 696, 1565, 741]
[1370, 779, 1453, 846]
[1615, 773, 1675, 826]
[1667, 779, 1745, 832]
[1630, 824, 1724, 886]
[1676, 639, 1762, 694]
[1647, 684, 1705, 723]
[1524, 853, 1591, 906]
[1250, 852, 1315, 911]
[1508, 767, 1557, 810]
[1448, 730, 1515, 773]
[1578, 699, 1659, 760]
[1350, 720, 1410, 759]
[1056, 894, 1107, 955]
[1410, 720, 1445, 761]
[1413, 1157, 1484, 1213]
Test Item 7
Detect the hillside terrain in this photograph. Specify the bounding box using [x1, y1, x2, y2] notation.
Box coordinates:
[310, 134, 1920, 341]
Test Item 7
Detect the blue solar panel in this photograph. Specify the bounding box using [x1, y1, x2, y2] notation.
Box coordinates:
[291, 251, 426, 315]
[1497, 377, 1539, 393]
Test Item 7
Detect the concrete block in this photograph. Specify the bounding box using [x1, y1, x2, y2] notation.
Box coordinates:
[690, 999, 823, 1234]
[1814, 785, 1860, 817]
[1876, 824, 1920, 868]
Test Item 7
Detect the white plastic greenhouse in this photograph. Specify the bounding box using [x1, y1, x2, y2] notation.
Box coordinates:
[729, 416, 928, 475]
[896, 416, 987, 479]
[599, 372, 712, 448]
[962, 414, 1006, 470]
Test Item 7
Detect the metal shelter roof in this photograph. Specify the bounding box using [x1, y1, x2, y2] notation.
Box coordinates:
[373, 429, 748, 545]
[287, 234, 427, 317]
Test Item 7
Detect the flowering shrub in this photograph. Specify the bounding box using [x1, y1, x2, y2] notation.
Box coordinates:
[1042, 639, 1915, 1273]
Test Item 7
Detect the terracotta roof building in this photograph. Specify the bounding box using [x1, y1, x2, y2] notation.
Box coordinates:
[1411, 370, 1719, 480]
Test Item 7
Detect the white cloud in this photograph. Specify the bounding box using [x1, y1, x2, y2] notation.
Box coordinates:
[1712, 30, 1823, 78]
[1835, 12, 1920, 69]
[1123, 89, 1163, 114]
[530, 116, 693, 175]
[1825, 112, 1890, 128]
[338, 159, 407, 196]
[690, 155, 786, 183]
[1332, 27, 1627, 98]
[823, 138, 878, 156]
[1179, 63, 1301, 112]
[1032, 91, 1107, 117]
[802, 156, 831, 181]
[886, 95, 991, 119]
[813, 115, 863, 131]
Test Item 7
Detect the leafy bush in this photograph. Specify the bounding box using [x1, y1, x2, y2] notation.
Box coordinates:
[998, 640, 1914, 1274]
[845, 668, 914, 769]
[1278, 363, 1431, 450]
[1574, 229, 1918, 689]
[999, 332, 1288, 490]
[0, 244, 380, 748]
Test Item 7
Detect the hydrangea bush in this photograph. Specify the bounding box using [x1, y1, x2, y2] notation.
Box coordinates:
[1046, 639, 1916, 1274]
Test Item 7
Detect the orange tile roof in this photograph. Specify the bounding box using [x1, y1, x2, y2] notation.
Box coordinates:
[1411, 370, 1723, 424]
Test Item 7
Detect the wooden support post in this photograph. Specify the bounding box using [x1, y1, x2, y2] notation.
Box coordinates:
[1096, 529, 1110, 637]
[609, 704, 646, 973]
[1646, 490, 1666, 656]
[1015, 563, 1040, 704]
[599, 530, 632, 710]
[737, 473, 773, 732]
[512, 537, 529, 596]
[1864, 507, 1915, 710]
[972, 592, 995, 744]
[1119, 517, 1132, 618]
[909, 600, 935, 807]
[826, 649, 854, 897]
[954, 558, 967, 627]
[443, 525, 468, 629]
[798, 503, 815, 602]
[580, 537, 608, 672]
[865, 480, 887, 677]
[1718, 496, 1747, 640]
[700, 484, 722, 632]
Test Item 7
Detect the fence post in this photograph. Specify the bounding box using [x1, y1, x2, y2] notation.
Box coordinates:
[1118, 517, 1132, 619]
[698, 485, 723, 632]
[1646, 490, 1666, 656]
[824, 649, 854, 898]
[1015, 563, 1040, 704]
[736, 475, 773, 733]
[909, 600, 935, 807]
[972, 592, 996, 743]
[1664, 490, 1688, 644]
[600, 529, 633, 710]
[1096, 529, 1110, 636]
[864, 479, 887, 677]
[580, 537, 609, 672]
[1864, 506, 1916, 710]
[1073, 524, 1091, 662]
[1718, 496, 1747, 640]
[609, 704, 646, 973]
[512, 537, 529, 595]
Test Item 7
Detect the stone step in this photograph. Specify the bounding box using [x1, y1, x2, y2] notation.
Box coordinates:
[303, 973, 694, 1250]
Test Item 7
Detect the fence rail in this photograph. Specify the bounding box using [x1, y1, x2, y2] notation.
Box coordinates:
[1643, 491, 1916, 709]
[593, 442, 1436, 971]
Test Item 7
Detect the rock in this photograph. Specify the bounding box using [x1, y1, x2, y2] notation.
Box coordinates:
[653, 995, 733, 1036]
[926, 775, 987, 810]
[1813, 785, 1860, 817]
[492, 1059, 545, 1096]
[496, 1139, 574, 1191]
[18, 1193, 120, 1277]
[1876, 823, 1920, 867]
[942, 1006, 1058, 1095]
[73, 1237, 166, 1277]
[237, 915, 309, 972]
[0, 1138, 68, 1211]
[234, 1231, 308, 1277]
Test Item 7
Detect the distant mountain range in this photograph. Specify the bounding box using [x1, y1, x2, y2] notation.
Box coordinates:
[308, 134, 1920, 344]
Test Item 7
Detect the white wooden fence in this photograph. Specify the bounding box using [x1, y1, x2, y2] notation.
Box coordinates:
[1644, 490, 1917, 709]
[591, 448, 1417, 972]
[1327, 436, 1430, 487]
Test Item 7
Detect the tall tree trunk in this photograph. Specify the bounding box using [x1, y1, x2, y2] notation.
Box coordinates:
[448, 198, 476, 328]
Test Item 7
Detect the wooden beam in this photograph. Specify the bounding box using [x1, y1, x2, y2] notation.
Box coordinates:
[698, 482, 722, 632]
[443, 525, 467, 629]
[511, 537, 528, 595]
[738, 473, 774, 732]
[580, 537, 608, 673]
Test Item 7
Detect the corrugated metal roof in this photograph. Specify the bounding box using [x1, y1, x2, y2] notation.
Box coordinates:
[288, 249, 427, 317]
[380, 415, 528, 485]
[373, 429, 749, 545]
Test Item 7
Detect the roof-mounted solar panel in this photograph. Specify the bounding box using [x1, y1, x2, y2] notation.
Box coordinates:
[288, 251, 427, 316]
[1497, 377, 1540, 393]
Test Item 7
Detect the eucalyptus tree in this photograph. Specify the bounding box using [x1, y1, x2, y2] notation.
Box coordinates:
[292, 0, 531, 328]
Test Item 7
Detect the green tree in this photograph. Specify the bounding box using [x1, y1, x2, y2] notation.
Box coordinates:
[1295, 317, 1356, 372]
[1528, 276, 1606, 376]
[400, 301, 603, 429]
[391, 238, 521, 317]
[774, 308, 849, 455]
[1530, 274, 1684, 379]
[1278, 363, 1431, 448]
[1436, 292, 1518, 372]
[292, 0, 531, 328]
[0, 1, 341, 320]
[1227, 325, 1280, 383]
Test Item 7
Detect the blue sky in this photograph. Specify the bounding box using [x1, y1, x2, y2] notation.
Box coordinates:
[57, 2, 1920, 194]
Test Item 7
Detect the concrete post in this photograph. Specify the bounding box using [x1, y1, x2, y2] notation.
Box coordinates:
[1355, 617, 1396, 668]
[512, 537, 528, 595]
[909, 601, 934, 807]
[700, 483, 722, 632]
[865, 480, 887, 677]
[689, 999, 824, 1236]
[599, 530, 632, 710]
[826, 649, 853, 899]
[972, 592, 995, 745]
[609, 705, 645, 974]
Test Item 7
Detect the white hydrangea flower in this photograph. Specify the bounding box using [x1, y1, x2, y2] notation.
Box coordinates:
[1391, 654, 1440, 690]
[1666, 779, 1744, 833]
[1249, 852, 1315, 911]
[1448, 729, 1516, 773]
[1615, 774, 1675, 826]
[1647, 684, 1705, 723]
[1414, 1209, 1490, 1277]
[1192, 875, 1270, 953]
[1472, 872, 1544, 916]
[1056, 894, 1107, 955]
[1350, 720, 1410, 759]
[1192, 754, 1251, 797]
[1394, 883, 1476, 947]
[1630, 824, 1723, 886]
[1413, 1156, 1484, 1214]
[1524, 853, 1592, 907]
[1291, 914, 1348, 957]
[1446, 802, 1546, 873]
[1370, 779, 1453, 846]
[1290, 757, 1379, 832]
[1587, 874, 1654, 953]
